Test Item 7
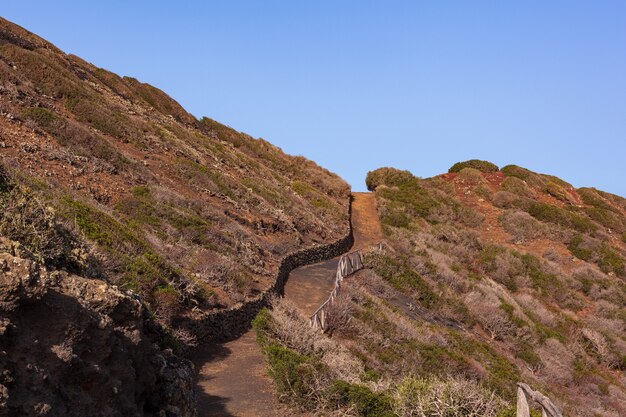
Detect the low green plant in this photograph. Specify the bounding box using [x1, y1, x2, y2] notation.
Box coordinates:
[21, 107, 57, 128]
[327, 381, 395, 417]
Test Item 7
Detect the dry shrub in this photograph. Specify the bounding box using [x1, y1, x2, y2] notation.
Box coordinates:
[483, 249, 524, 291]
[465, 291, 514, 340]
[578, 328, 619, 368]
[266, 297, 318, 354]
[266, 297, 364, 383]
[535, 339, 576, 386]
[456, 167, 489, 186]
[324, 291, 355, 335]
[0, 175, 96, 274]
[356, 269, 398, 300]
[393, 375, 505, 417]
[492, 191, 519, 209]
[514, 293, 557, 327]
[500, 211, 546, 242]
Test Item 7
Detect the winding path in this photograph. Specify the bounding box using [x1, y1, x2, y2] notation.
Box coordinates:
[193, 192, 382, 417]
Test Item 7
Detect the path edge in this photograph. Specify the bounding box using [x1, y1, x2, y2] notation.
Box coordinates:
[185, 195, 354, 343]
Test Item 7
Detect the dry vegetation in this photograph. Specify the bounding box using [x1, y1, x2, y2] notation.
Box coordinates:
[259, 162, 625, 416]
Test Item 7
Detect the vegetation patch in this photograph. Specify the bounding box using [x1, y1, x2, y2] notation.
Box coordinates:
[448, 159, 499, 174]
[527, 202, 596, 233]
[328, 381, 394, 417]
[365, 253, 438, 308]
[366, 167, 415, 191]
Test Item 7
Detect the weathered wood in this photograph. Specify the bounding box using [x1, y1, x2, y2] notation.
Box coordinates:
[309, 249, 366, 331]
[517, 386, 530, 417]
[517, 383, 563, 417]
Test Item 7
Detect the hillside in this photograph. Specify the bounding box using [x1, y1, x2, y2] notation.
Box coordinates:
[255, 161, 626, 417]
[0, 17, 349, 416]
[0, 17, 349, 325]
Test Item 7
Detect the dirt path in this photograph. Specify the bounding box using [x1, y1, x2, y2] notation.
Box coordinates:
[193, 192, 382, 416]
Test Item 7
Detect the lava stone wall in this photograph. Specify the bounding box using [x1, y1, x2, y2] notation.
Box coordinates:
[187, 199, 354, 342]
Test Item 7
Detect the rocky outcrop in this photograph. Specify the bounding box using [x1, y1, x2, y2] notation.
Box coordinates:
[0, 239, 195, 417]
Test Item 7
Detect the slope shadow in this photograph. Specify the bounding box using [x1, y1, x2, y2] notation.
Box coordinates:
[193, 342, 236, 417]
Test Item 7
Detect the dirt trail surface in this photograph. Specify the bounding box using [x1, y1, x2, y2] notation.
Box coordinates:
[193, 192, 381, 416]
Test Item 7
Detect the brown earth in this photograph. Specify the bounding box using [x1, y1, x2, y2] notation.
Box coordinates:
[193, 192, 383, 417]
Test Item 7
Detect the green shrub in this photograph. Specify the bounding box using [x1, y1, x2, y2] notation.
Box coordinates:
[546, 181, 571, 203]
[598, 246, 625, 276]
[500, 177, 535, 198]
[568, 234, 626, 276]
[527, 203, 596, 233]
[366, 167, 415, 191]
[381, 208, 411, 229]
[199, 116, 245, 146]
[152, 285, 181, 319]
[264, 343, 323, 409]
[583, 207, 626, 233]
[515, 343, 542, 369]
[21, 107, 57, 128]
[568, 234, 593, 261]
[520, 253, 561, 291]
[365, 253, 438, 307]
[448, 159, 499, 174]
[578, 187, 614, 211]
[252, 308, 274, 346]
[327, 381, 394, 417]
[23, 105, 126, 167]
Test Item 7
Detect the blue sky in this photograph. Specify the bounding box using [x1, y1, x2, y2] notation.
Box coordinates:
[4, 2, 626, 194]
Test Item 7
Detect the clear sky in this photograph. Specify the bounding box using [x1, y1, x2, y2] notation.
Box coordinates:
[3, 2, 625, 194]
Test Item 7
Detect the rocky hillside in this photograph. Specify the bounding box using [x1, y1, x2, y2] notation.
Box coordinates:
[0, 17, 350, 416]
[0, 17, 349, 331]
[0, 236, 195, 417]
[255, 161, 626, 417]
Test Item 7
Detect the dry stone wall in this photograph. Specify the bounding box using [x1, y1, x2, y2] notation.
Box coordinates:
[186, 199, 353, 342]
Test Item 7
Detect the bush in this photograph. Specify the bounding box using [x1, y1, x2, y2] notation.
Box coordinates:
[499, 211, 546, 241]
[492, 191, 522, 209]
[448, 159, 499, 174]
[366, 167, 415, 191]
[500, 177, 535, 199]
[264, 343, 326, 408]
[527, 203, 596, 233]
[500, 165, 546, 190]
[327, 381, 395, 417]
[456, 168, 489, 186]
[21, 107, 57, 128]
[0, 172, 89, 271]
[568, 234, 626, 276]
[393, 376, 505, 417]
[578, 187, 615, 211]
[152, 285, 181, 321]
[22, 105, 127, 167]
[365, 253, 438, 308]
